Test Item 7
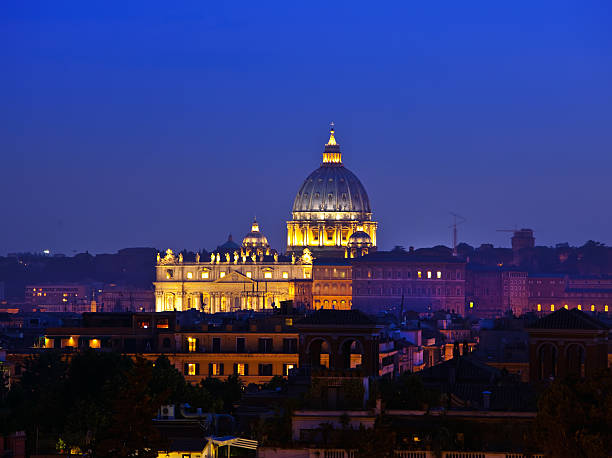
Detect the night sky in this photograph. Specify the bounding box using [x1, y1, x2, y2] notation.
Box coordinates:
[2, 1, 611, 255]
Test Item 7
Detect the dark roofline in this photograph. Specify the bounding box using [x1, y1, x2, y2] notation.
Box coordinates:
[353, 251, 465, 264]
[528, 308, 608, 331]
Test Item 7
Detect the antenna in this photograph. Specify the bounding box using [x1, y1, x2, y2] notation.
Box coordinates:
[449, 213, 466, 256]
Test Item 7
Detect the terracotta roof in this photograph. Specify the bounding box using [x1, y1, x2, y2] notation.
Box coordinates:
[529, 308, 608, 330]
[297, 309, 376, 326]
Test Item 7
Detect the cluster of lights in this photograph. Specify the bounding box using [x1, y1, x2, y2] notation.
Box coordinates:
[536, 303, 609, 312]
[417, 270, 443, 279]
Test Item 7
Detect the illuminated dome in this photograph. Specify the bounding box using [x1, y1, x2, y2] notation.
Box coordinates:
[287, 124, 377, 256]
[242, 218, 269, 249]
[348, 231, 372, 248]
[292, 126, 372, 220]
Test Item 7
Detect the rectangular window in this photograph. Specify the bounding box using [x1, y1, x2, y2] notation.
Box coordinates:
[436, 271, 442, 279]
[201, 272, 209, 279]
[264, 272, 272, 279]
[283, 363, 295, 376]
[234, 363, 248, 376]
[417, 271, 422, 279]
[258, 338, 273, 353]
[427, 271, 432, 279]
[258, 364, 273, 376]
[282, 272, 289, 279]
[208, 363, 224, 376]
[236, 337, 246, 353]
[219, 272, 226, 278]
[283, 338, 298, 353]
[246, 272, 252, 278]
[212, 337, 221, 353]
[187, 272, 193, 279]
[137, 319, 151, 329]
[156, 318, 169, 329]
[184, 363, 199, 376]
[187, 337, 198, 352]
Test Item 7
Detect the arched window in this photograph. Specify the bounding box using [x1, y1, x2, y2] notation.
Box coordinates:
[539, 343, 558, 380]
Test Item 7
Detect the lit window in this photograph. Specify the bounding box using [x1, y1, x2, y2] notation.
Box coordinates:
[188, 337, 196, 352]
[417, 271, 422, 279]
[606, 305, 609, 312]
[537, 304, 541, 311]
[188, 363, 196, 376]
[436, 271, 442, 279]
[236, 363, 246, 376]
[282, 272, 289, 279]
[264, 272, 272, 279]
[246, 272, 252, 278]
[469, 301, 474, 308]
[89, 339, 100, 349]
[220, 272, 226, 278]
[577, 304, 582, 310]
[591, 305, 595, 312]
[427, 271, 432, 279]
[564, 304, 568, 309]
[201, 271, 209, 279]
[550, 304, 555, 312]
[187, 272, 193, 279]
[284, 364, 294, 375]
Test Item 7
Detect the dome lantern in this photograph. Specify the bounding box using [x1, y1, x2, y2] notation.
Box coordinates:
[322, 121, 342, 164]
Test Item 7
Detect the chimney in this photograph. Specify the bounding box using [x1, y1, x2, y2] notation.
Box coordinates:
[482, 391, 491, 410]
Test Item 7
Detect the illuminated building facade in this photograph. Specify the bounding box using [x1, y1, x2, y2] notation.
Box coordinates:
[351, 252, 467, 315]
[312, 259, 352, 310]
[465, 267, 528, 318]
[41, 312, 299, 385]
[154, 242, 314, 313]
[528, 274, 612, 315]
[25, 284, 93, 313]
[287, 125, 377, 257]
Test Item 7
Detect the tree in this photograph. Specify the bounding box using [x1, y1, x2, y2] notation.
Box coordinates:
[95, 357, 168, 457]
[535, 371, 612, 458]
[378, 372, 440, 410]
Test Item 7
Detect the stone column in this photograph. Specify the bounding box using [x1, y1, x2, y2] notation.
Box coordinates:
[155, 291, 163, 312]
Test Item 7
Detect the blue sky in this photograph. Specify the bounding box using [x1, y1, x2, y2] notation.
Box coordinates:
[1, 1, 611, 254]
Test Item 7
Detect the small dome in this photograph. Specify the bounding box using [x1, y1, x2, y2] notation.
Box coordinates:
[216, 234, 241, 253]
[242, 219, 269, 249]
[348, 231, 372, 248]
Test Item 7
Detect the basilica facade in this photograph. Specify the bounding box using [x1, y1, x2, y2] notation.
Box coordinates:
[154, 126, 377, 312]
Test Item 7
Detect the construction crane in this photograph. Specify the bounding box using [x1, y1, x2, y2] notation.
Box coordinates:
[449, 213, 466, 256]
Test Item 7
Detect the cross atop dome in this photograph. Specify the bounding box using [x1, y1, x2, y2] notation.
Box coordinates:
[323, 122, 342, 163]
